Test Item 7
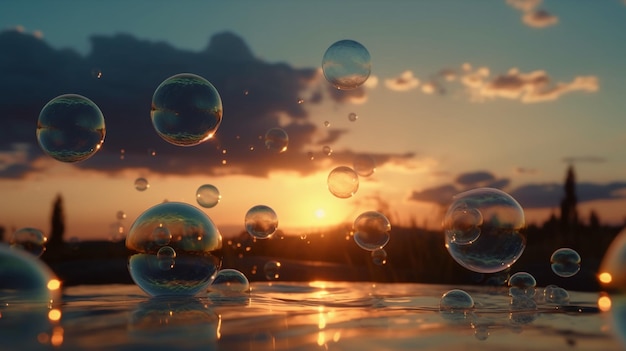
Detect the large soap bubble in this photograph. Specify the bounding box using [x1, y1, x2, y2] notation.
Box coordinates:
[443, 188, 526, 274]
[36, 94, 106, 162]
[151, 73, 223, 146]
[353, 211, 391, 251]
[327, 166, 359, 198]
[126, 202, 223, 297]
[244, 205, 278, 239]
[10, 227, 47, 257]
[322, 39, 371, 90]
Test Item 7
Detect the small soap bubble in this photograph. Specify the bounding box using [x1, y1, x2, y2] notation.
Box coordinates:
[117, 210, 127, 220]
[348, 112, 358, 122]
[508, 272, 536, 298]
[264, 128, 288, 153]
[307, 151, 315, 160]
[544, 285, 570, 305]
[126, 202, 222, 297]
[36, 94, 106, 163]
[324, 121, 330, 127]
[322, 145, 333, 156]
[444, 206, 483, 245]
[209, 269, 250, 294]
[245, 205, 278, 239]
[550, 248, 581, 278]
[151, 73, 223, 146]
[135, 177, 149, 191]
[443, 188, 526, 274]
[322, 39, 371, 90]
[91, 67, 102, 79]
[509, 296, 538, 325]
[147, 148, 157, 157]
[353, 211, 391, 251]
[10, 227, 47, 257]
[371, 248, 387, 265]
[327, 166, 359, 198]
[196, 184, 221, 208]
[264, 260, 281, 280]
[352, 155, 376, 177]
[472, 325, 490, 341]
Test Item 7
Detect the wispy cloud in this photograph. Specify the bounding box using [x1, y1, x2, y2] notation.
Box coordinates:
[506, 0, 558, 29]
[384, 70, 420, 92]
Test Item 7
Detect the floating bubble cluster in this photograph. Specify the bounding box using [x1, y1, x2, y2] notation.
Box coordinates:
[134, 177, 149, 191]
[36, 94, 106, 163]
[209, 269, 250, 294]
[264, 260, 281, 280]
[327, 166, 359, 198]
[353, 211, 391, 251]
[151, 73, 223, 146]
[443, 188, 526, 274]
[245, 205, 279, 239]
[264, 128, 289, 153]
[508, 272, 536, 298]
[322, 40, 371, 90]
[550, 248, 581, 278]
[10, 227, 47, 257]
[196, 184, 221, 208]
[126, 202, 222, 297]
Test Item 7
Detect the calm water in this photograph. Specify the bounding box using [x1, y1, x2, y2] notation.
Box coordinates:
[0, 282, 622, 351]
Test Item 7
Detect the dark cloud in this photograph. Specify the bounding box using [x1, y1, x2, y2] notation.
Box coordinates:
[562, 156, 606, 164]
[409, 184, 459, 206]
[0, 31, 412, 178]
[455, 171, 496, 186]
[523, 9, 558, 28]
[509, 182, 626, 209]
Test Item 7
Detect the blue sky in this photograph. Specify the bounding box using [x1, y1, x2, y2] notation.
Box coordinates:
[0, 0, 625, 240]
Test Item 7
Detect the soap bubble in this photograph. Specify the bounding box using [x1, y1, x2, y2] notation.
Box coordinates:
[0, 244, 61, 305]
[543, 285, 570, 305]
[371, 248, 387, 265]
[322, 39, 371, 90]
[443, 206, 483, 245]
[327, 166, 359, 199]
[36, 94, 106, 163]
[440, 289, 474, 310]
[264, 260, 281, 280]
[152, 225, 171, 246]
[245, 205, 278, 239]
[323, 145, 333, 156]
[508, 272, 536, 298]
[196, 184, 221, 208]
[443, 188, 526, 274]
[126, 202, 223, 297]
[135, 177, 149, 191]
[117, 210, 127, 220]
[264, 128, 288, 153]
[353, 211, 391, 251]
[509, 296, 538, 325]
[550, 248, 581, 278]
[348, 112, 358, 122]
[353, 155, 375, 177]
[10, 227, 47, 257]
[151, 73, 223, 146]
[209, 269, 250, 294]
[324, 121, 330, 127]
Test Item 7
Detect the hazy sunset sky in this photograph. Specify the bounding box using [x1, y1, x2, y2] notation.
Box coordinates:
[0, 0, 625, 240]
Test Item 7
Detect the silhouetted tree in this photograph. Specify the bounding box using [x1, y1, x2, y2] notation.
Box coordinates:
[48, 194, 65, 247]
[0, 225, 5, 242]
[589, 210, 600, 230]
[560, 165, 579, 235]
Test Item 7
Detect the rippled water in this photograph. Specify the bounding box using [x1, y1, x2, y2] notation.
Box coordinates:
[0, 282, 622, 350]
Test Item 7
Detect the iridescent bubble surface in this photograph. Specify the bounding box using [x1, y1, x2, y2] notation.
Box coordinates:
[550, 248, 581, 278]
[196, 184, 221, 208]
[327, 166, 359, 199]
[353, 155, 375, 177]
[209, 269, 250, 294]
[264, 260, 281, 280]
[135, 177, 149, 191]
[151, 73, 223, 146]
[439, 289, 474, 321]
[244, 205, 278, 239]
[508, 272, 536, 298]
[36, 94, 106, 163]
[322, 40, 371, 90]
[10, 227, 47, 257]
[126, 202, 222, 297]
[444, 206, 483, 245]
[264, 128, 288, 153]
[353, 211, 391, 251]
[443, 188, 526, 274]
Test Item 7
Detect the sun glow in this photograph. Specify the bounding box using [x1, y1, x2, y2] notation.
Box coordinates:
[315, 208, 326, 219]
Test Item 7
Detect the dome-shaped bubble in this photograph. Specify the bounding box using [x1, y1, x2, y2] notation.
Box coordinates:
[327, 166, 359, 199]
[0, 244, 61, 305]
[353, 211, 391, 251]
[508, 272, 536, 298]
[244, 205, 278, 239]
[126, 202, 222, 297]
[151, 73, 223, 146]
[36, 94, 106, 163]
[550, 248, 581, 278]
[209, 269, 250, 294]
[196, 184, 221, 208]
[264, 128, 289, 153]
[440, 289, 475, 311]
[443, 188, 526, 274]
[322, 40, 371, 90]
[544, 285, 570, 305]
[10, 227, 47, 257]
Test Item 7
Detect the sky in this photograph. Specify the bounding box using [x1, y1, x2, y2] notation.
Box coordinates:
[0, 0, 625, 240]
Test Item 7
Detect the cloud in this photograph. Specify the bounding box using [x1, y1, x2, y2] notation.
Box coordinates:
[562, 156, 606, 164]
[523, 10, 559, 28]
[455, 171, 496, 186]
[506, 0, 541, 12]
[0, 31, 413, 179]
[409, 184, 459, 206]
[384, 70, 420, 92]
[461, 67, 599, 103]
[509, 182, 626, 208]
